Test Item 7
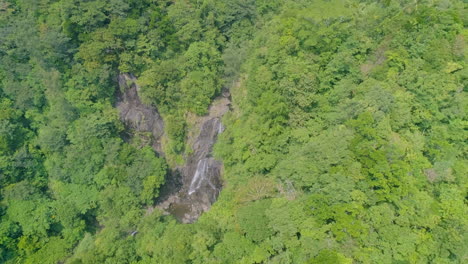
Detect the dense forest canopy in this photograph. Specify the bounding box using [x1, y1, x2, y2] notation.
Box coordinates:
[0, 0, 467, 263]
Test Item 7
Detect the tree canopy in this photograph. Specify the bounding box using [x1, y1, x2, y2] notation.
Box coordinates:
[0, 0, 466, 263]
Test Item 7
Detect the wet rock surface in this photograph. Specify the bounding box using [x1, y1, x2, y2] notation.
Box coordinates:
[117, 73, 230, 223]
[157, 97, 229, 223]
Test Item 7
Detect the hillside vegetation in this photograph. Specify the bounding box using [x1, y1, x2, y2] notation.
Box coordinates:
[0, 0, 466, 263]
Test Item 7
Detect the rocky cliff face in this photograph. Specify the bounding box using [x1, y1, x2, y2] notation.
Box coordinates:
[116, 73, 229, 223]
[116, 73, 165, 154]
[157, 97, 230, 223]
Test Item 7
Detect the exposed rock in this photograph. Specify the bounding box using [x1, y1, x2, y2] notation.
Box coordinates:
[116, 73, 165, 154]
[116, 73, 230, 223]
[157, 96, 230, 223]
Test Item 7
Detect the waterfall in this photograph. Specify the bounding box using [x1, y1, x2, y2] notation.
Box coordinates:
[188, 157, 220, 195]
[119, 74, 230, 223]
[217, 119, 225, 135]
[188, 158, 209, 195]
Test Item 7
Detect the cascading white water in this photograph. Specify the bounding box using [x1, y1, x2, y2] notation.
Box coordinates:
[188, 158, 209, 195]
[217, 119, 224, 134]
[188, 157, 221, 195]
[188, 119, 225, 196]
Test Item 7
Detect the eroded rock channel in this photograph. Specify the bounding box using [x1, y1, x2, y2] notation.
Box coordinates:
[116, 73, 229, 223]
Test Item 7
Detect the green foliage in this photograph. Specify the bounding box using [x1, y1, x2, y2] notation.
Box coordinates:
[164, 113, 187, 161]
[237, 199, 273, 243]
[309, 249, 352, 264]
[211, 231, 256, 263]
[213, 1, 467, 263]
[0, 0, 466, 263]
